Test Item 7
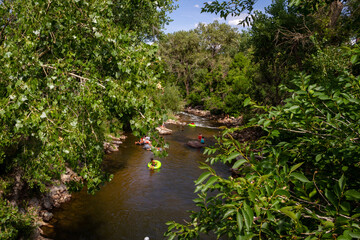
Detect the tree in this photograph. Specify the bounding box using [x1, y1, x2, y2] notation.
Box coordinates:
[0, 0, 175, 237]
[158, 30, 201, 96]
[158, 21, 245, 114]
[165, 44, 360, 240]
[165, 0, 360, 239]
[111, 0, 177, 41]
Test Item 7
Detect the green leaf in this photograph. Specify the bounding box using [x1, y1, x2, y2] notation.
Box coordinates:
[236, 211, 243, 233]
[344, 190, 360, 200]
[351, 55, 358, 64]
[279, 207, 298, 223]
[274, 189, 290, 198]
[315, 154, 322, 162]
[241, 209, 250, 231]
[168, 233, 176, 240]
[289, 162, 304, 174]
[195, 171, 212, 185]
[244, 202, 254, 227]
[264, 120, 271, 128]
[325, 189, 338, 207]
[248, 190, 256, 202]
[338, 175, 346, 192]
[202, 176, 218, 192]
[288, 105, 300, 113]
[226, 152, 241, 163]
[322, 221, 335, 228]
[223, 208, 236, 219]
[290, 172, 310, 183]
[232, 159, 246, 169]
[243, 97, 251, 106]
[349, 231, 360, 239]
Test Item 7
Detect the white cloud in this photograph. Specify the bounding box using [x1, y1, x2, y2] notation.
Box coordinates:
[227, 14, 250, 26]
[228, 19, 241, 25]
[194, 4, 200, 8]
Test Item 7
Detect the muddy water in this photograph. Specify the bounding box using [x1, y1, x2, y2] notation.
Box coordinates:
[49, 113, 229, 240]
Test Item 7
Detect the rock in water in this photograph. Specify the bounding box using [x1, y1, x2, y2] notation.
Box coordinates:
[156, 126, 172, 135]
[187, 140, 205, 148]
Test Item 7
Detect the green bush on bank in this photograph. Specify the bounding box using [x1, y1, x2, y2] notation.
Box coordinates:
[0, 198, 35, 240]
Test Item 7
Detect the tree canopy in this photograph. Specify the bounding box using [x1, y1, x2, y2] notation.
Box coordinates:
[165, 0, 360, 239]
[0, 0, 176, 238]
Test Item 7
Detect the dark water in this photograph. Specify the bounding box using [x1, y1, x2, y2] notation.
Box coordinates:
[48, 113, 229, 240]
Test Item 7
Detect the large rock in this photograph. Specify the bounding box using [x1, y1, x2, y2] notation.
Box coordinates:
[156, 126, 173, 135]
[166, 118, 186, 126]
[217, 116, 243, 126]
[187, 140, 205, 148]
[104, 134, 126, 154]
[185, 108, 210, 117]
[40, 210, 53, 222]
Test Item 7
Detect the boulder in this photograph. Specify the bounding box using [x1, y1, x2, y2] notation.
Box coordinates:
[185, 108, 210, 117]
[111, 140, 123, 145]
[108, 134, 127, 140]
[40, 210, 54, 222]
[166, 119, 186, 125]
[156, 126, 172, 135]
[187, 140, 205, 148]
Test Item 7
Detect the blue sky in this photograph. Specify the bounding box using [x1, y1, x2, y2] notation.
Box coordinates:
[163, 0, 271, 34]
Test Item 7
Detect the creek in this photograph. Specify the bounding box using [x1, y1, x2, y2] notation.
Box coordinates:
[46, 113, 230, 240]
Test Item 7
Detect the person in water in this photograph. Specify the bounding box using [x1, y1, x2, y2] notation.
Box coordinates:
[149, 158, 157, 169]
[198, 133, 202, 141]
[201, 137, 205, 144]
[135, 137, 144, 145]
[143, 141, 152, 150]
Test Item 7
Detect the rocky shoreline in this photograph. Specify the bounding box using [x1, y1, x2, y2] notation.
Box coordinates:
[184, 107, 243, 127]
[3, 134, 128, 240]
[6, 167, 80, 240]
[103, 134, 127, 154]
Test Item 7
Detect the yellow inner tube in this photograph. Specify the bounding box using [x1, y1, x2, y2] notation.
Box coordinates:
[188, 123, 196, 127]
[147, 160, 161, 169]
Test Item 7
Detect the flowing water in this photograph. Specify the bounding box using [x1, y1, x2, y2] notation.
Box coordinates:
[47, 113, 230, 240]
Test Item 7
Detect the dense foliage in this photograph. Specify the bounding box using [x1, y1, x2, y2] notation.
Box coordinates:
[159, 0, 360, 116]
[165, 0, 360, 239]
[165, 43, 360, 240]
[158, 21, 254, 116]
[0, 0, 176, 238]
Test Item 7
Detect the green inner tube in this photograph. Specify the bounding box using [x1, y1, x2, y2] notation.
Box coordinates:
[147, 160, 161, 169]
[188, 123, 196, 127]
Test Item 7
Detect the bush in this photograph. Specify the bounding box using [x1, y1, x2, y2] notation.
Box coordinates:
[154, 82, 184, 113]
[0, 198, 35, 240]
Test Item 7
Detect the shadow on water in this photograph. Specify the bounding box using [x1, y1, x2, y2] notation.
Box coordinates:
[49, 114, 230, 240]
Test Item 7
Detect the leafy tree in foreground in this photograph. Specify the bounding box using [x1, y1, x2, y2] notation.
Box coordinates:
[165, 44, 360, 240]
[0, 0, 175, 238]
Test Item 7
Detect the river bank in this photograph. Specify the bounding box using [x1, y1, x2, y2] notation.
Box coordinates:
[184, 107, 243, 127]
